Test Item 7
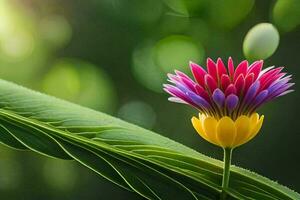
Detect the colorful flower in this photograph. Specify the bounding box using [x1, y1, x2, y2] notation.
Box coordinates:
[163, 57, 293, 148]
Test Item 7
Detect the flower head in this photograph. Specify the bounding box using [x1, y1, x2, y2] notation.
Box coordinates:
[164, 57, 293, 148]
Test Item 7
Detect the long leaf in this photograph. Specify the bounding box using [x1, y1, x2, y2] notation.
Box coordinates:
[0, 79, 298, 200]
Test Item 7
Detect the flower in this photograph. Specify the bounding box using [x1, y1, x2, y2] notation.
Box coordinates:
[191, 114, 264, 148]
[163, 57, 293, 148]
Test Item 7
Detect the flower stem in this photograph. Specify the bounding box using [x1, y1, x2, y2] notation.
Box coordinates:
[221, 148, 233, 200]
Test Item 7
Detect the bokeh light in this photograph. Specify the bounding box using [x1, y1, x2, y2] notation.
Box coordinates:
[272, 0, 300, 32]
[40, 15, 72, 48]
[1, 31, 34, 59]
[132, 41, 165, 93]
[0, 0, 36, 60]
[42, 58, 117, 112]
[118, 101, 156, 129]
[243, 23, 279, 61]
[154, 35, 205, 73]
[0, 0, 298, 198]
[208, 0, 255, 29]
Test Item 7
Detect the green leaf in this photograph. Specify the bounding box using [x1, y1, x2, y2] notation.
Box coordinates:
[0, 79, 298, 200]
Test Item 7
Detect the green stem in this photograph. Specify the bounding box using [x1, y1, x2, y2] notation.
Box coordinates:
[220, 148, 233, 200]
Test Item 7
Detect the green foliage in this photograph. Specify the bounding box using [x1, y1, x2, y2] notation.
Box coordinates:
[0, 79, 298, 200]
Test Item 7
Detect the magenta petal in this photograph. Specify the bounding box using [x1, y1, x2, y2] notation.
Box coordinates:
[227, 57, 235, 79]
[164, 58, 293, 116]
[164, 85, 195, 106]
[260, 73, 285, 90]
[180, 76, 196, 92]
[225, 84, 237, 96]
[194, 84, 205, 94]
[194, 84, 210, 102]
[217, 58, 227, 80]
[248, 60, 263, 80]
[259, 68, 282, 85]
[221, 74, 231, 91]
[207, 58, 218, 81]
[190, 61, 207, 86]
[234, 74, 245, 95]
[244, 73, 254, 91]
[234, 60, 248, 81]
[205, 74, 218, 93]
[175, 70, 190, 80]
[258, 66, 274, 78]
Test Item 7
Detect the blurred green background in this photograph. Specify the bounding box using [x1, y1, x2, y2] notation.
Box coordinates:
[0, 0, 299, 199]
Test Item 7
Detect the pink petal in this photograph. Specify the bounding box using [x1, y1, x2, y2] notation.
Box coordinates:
[190, 61, 207, 87]
[260, 74, 283, 91]
[180, 76, 196, 92]
[234, 60, 248, 82]
[217, 58, 227, 80]
[205, 74, 217, 93]
[259, 67, 284, 89]
[234, 74, 245, 95]
[244, 73, 254, 91]
[175, 70, 190, 79]
[225, 84, 237, 96]
[248, 60, 263, 81]
[194, 84, 211, 102]
[228, 57, 235, 79]
[258, 66, 274, 78]
[221, 74, 231, 91]
[163, 85, 195, 106]
[207, 58, 218, 81]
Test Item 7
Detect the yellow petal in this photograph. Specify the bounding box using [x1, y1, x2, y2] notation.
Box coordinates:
[216, 116, 236, 148]
[241, 115, 264, 145]
[191, 117, 211, 143]
[199, 113, 206, 121]
[202, 116, 219, 145]
[234, 115, 251, 147]
[249, 115, 264, 140]
[250, 113, 259, 127]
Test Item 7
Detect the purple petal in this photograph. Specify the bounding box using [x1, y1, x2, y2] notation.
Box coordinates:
[272, 83, 295, 98]
[180, 76, 197, 92]
[253, 90, 269, 105]
[212, 88, 225, 107]
[173, 82, 191, 93]
[163, 84, 188, 100]
[186, 92, 211, 108]
[225, 94, 239, 111]
[244, 81, 260, 104]
[277, 89, 294, 97]
[267, 76, 292, 94]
